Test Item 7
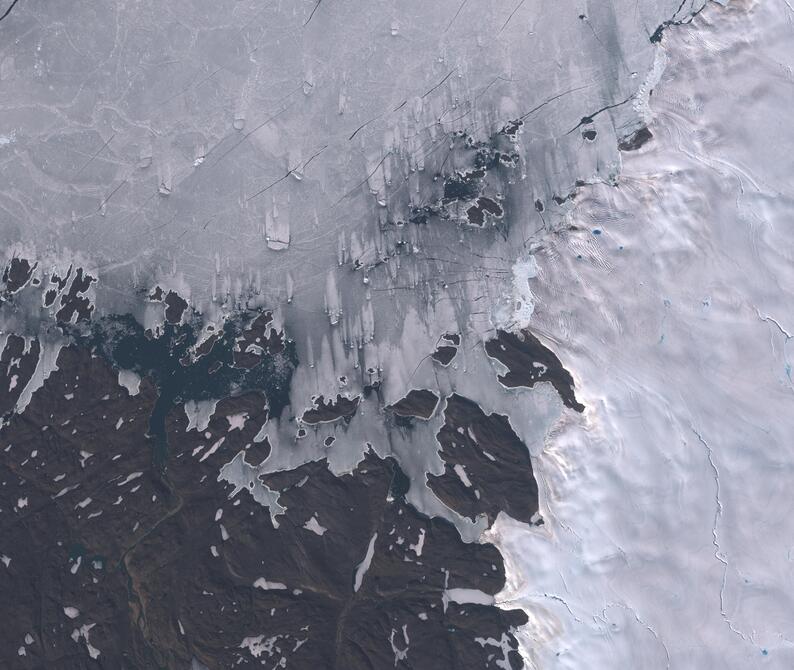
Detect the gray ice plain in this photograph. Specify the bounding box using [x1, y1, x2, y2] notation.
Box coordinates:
[0, 0, 704, 524]
[1, 0, 792, 668]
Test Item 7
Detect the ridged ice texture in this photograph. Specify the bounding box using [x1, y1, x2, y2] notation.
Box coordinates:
[486, 3, 794, 667]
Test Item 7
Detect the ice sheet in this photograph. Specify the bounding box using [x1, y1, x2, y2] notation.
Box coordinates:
[487, 3, 794, 667]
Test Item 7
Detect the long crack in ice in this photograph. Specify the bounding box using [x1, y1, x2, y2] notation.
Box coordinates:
[691, 426, 753, 645]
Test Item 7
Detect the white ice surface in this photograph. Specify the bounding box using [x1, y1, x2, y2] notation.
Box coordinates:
[303, 515, 327, 536]
[444, 587, 495, 607]
[0, 0, 694, 312]
[184, 399, 218, 432]
[354, 533, 378, 593]
[13, 337, 63, 414]
[487, 3, 794, 668]
[253, 578, 287, 591]
[117, 369, 142, 396]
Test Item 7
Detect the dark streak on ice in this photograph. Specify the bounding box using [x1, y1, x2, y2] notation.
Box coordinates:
[422, 68, 458, 99]
[650, 0, 708, 43]
[0, 0, 20, 23]
[566, 95, 634, 135]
